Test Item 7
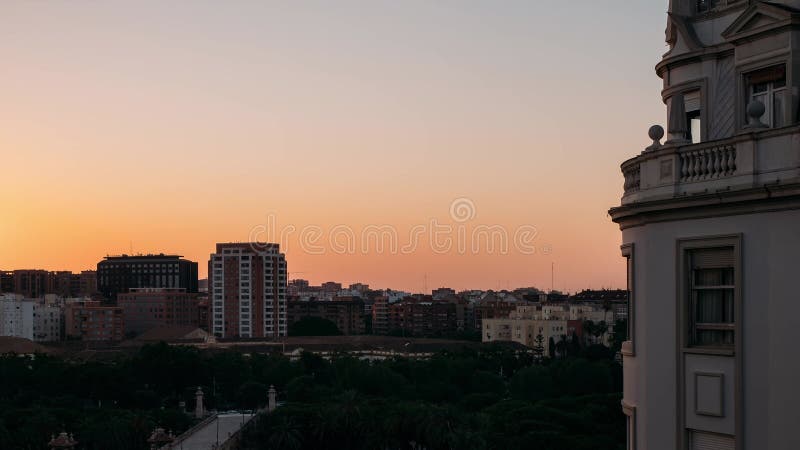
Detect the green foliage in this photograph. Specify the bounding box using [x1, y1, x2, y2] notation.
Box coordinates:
[288, 317, 342, 336]
[0, 341, 624, 450]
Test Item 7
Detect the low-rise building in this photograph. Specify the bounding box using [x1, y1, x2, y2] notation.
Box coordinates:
[482, 315, 581, 356]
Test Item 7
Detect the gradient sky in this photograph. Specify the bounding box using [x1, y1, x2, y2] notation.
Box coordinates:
[1, 1, 668, 293]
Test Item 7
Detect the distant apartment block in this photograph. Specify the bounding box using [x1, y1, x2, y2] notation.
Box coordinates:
[0, 295, 62, 342]
[32, 303, 61, 342]
[320, 281, 342, 293]
[0, 272, 12, 293]
[482, 317, 573, 348]
[118, 288, 200, 334]
[65, 301, 124, 341]
[12, 270, 50, 298]
[0, 295, 34, 340]
[97, 254, 199, 301]
[287, 298, 365, 335]
[371, 296, 389, 335]
[388, 299, 458, 337]
[431, 287, 456, 299]
[209, 243, 287, 339]
[469, 294, 522, 332]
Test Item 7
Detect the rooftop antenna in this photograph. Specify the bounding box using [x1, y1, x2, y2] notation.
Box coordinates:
[423, 273, 428, 294]
[551, 262, 554, 293]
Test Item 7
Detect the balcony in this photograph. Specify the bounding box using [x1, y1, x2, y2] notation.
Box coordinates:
[620, 124, 800, 206]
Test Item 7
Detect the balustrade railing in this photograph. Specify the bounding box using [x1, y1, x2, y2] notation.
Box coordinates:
[678, 144, 737, 182]
[623, 164, 641, 193]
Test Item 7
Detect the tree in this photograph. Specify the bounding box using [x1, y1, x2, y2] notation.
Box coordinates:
[288, 317, 342, 336]
[568, 331, 582, 357]
[548, 336, 556, 359]
[238, 381, 268, 410]
[611, 319, 628, 352]
[532, 334, 545, 363]
[555, 335, 568, 359]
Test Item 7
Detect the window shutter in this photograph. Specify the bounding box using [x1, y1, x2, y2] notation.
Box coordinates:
[747, 65, 785, 85]
[690, 431, 735, 450]
[691, 247, 734, 269]
[684, 90, 701, 113]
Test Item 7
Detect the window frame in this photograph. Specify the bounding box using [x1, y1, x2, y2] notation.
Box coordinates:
[621, 243, 635, 356]
[738, 59, 792, 132]
[689, 253, 736, 348]
[678, 237, 741, 354]
[622, 400, 637, 450]
[745, 64, 787, 129]
[676, 234, 743, 450]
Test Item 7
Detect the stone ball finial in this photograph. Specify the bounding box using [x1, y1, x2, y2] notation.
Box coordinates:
[648, 124, 664, 141]
[746, 100, 768, 128]
[645, 125, 664, 152]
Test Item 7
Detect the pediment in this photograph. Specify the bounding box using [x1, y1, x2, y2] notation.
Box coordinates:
[722, 3, 798, 41]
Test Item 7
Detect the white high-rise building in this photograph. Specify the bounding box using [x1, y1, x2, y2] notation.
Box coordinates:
[610, 2, 800, 449]
[209, 243, 287, 339]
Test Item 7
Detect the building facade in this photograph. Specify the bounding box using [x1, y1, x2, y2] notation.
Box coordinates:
[118, 288, 201, 334]
[12, 270, 50, 298]
[0, 295, 34, 340]
[610, 2, 800, 449]
[97, 254, 199, 301]
[32, 303, 61, 342]
[209, 243, 287, 339]
[64, 301, 124, 341]
[387, 299, 458, 337]
[286, 298, 365, 335]
[371, 295, 389, 335]
[482, 317, 572, 350]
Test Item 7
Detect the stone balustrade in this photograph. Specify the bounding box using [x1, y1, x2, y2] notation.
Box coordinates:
[621, 124, 800, 205]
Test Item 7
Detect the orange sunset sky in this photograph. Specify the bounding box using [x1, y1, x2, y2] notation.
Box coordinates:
[1, 2, 667, 293]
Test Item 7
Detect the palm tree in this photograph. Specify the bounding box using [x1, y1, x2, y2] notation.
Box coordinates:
[267, 416, 303, 450]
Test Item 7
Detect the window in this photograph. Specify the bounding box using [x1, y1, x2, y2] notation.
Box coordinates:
[688, 247, 735, 347]
[746, 65, 787, 128]
[685, 91, 701, 144]
[620, 244, 635, 355]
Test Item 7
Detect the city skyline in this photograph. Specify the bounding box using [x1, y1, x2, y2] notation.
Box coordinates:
[1, 1, 667, 292]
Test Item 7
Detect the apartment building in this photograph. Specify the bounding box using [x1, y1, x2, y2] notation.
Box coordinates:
[208, 243, 287, 339]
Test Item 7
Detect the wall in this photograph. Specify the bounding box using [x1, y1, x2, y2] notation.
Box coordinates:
[622, 208, 800, 450]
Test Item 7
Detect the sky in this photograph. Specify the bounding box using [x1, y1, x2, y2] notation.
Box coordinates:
[0, 1, 668, 293]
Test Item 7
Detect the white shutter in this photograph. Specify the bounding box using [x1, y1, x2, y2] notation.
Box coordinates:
[691, 247, 734, 269]
[691, 431, 735, 450]
[685, 90, 701, 113]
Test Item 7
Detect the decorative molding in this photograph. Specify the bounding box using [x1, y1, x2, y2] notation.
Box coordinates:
[610, 183, 800, 231]
[695, 372, 725, 417]
[722, 2, 800, 44]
